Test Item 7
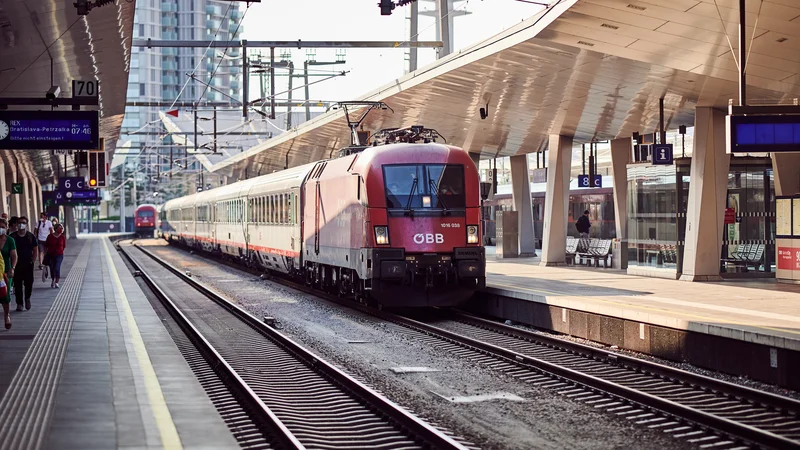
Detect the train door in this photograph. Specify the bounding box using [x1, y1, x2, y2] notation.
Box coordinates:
[314, 182, 321, 255]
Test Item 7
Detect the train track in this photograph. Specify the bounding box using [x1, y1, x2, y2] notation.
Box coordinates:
[120, 242, 470, 450]
[385, 310, 800, 450]
[147, 241, 800, 449]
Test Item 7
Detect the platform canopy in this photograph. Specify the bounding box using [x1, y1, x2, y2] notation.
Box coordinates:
[0, 0, 135, 182]
[211, 0, 800, 180]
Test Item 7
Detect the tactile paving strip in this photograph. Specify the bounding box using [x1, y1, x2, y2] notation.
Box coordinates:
[0, 242, 91, 450]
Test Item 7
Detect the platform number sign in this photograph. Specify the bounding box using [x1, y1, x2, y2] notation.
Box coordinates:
[652, 144, 674, 165]
[577, 175, 590, 188]
[593, 174, 602, 188]
[72, 79, 99, 98]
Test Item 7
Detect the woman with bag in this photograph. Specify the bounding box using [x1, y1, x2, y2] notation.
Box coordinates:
[45, 224, 66, 288]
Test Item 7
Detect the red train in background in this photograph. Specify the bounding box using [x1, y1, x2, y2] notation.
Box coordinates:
[134, 204, 158, 238]
[160, 118, 486, 308]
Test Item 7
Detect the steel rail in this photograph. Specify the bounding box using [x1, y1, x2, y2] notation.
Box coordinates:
[133, 243, 468, 450]
[380, 313, 800, 449]
[452, 311, 800, 416]
[154, 241, 800, 449]
[118, 243, 305, 450]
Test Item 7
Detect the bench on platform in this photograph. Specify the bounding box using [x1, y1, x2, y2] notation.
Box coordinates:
[724, 243, 765, 272]
[566, 237, 613, 268]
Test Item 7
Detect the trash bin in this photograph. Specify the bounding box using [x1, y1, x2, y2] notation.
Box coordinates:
[495, 211, 518, 258]
[612, 239, 628, 270]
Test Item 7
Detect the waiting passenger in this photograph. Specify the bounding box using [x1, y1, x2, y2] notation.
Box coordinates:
[45, 224, 66, 289]
[576, 210, 591, 239]
[12, 217, 37, 311]
[36, 212, 53, 269]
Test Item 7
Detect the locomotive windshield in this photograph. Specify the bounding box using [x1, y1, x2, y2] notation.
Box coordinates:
[137, 210, 154, 217]
[384, 164, 465, 209]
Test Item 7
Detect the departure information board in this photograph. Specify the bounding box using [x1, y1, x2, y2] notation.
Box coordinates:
[0, 111, 100, 150]
[728, 114, 800, 153]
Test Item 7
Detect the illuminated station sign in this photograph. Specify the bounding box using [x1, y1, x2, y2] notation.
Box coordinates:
[0, 110, 100, 150]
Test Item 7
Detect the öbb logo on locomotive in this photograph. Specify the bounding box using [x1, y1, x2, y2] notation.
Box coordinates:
[413, 233, 444, 244]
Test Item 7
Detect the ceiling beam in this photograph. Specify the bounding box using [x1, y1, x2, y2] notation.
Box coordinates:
[133, 39, 442, 49]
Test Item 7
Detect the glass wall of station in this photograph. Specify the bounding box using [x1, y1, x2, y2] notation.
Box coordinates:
[627, 164, 681, 273]
[626, 157, 775, 277]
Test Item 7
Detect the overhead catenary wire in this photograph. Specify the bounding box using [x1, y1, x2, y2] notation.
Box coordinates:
[195, 2, 252, 107]
[168, 0, 236, 110]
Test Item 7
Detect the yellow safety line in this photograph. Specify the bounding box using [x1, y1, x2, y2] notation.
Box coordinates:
[489, 281, 800, 337]
[102, 239, 184, 450]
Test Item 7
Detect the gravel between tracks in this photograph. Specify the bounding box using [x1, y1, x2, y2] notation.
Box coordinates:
[141, 240, 693, 450]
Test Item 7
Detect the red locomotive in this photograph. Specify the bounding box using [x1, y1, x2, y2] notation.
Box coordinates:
[134, 204, 157, 238]
[161, 103, 486, 308]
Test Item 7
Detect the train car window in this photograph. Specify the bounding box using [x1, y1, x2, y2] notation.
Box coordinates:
[383, 164, 466, 209]
[270, 195, 275, 224]
[284, 193, 290, 224]
[279, 194, 283, 224]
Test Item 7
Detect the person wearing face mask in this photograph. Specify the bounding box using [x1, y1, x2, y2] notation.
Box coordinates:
[0, 220, 12, 329]
[0, 217, 17, 304]
[12, 217, 37, 311]
[45, 224, 66, 288]
[35, 213, 53, 269]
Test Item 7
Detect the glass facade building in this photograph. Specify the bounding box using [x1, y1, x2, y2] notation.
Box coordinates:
[626, 157, 775, 278]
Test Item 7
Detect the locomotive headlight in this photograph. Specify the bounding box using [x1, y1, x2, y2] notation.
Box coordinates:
[374, 226, 389, 245]
[422, 195, 431, 208]
[467, 225, 479, 244]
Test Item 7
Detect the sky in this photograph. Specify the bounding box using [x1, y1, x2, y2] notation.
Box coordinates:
[240, 0, 546, 111]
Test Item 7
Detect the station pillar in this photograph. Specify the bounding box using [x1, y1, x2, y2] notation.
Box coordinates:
[7, 165, 22, 218]
[540, 135, 572, 266]
[509, 154, 536, 256]
[0, 161, 7, 217]
[24, 177, 37, 220]
[680, 107, 730, 282]
[33, 179, 43, 218]
[64, 206, 77, 239]
[772, 153, 800, 195]
[610, 137, 632, 269]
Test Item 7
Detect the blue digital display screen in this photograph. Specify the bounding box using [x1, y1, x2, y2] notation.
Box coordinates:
[730, 115, 800, 153]
[0, 111, 99, 150]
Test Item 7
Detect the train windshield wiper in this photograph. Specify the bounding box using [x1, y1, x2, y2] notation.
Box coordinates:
[430, 179, 449, 213]
[404, 177, 418, 212]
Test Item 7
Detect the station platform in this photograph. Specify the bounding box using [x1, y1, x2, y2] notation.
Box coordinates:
[471, 248, 800, 389]
[0, 236, 237, 450]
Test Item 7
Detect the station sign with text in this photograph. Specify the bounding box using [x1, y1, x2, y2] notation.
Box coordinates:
[0, 110, 100, 150]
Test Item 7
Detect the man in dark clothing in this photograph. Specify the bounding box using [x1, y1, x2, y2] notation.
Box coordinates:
[576, 210, 591, 238]
[12, 216, 37, 311]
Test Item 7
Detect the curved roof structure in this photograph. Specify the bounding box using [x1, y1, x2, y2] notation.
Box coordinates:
[211, 0, 800, 182]
[0, 0, 135, 182]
